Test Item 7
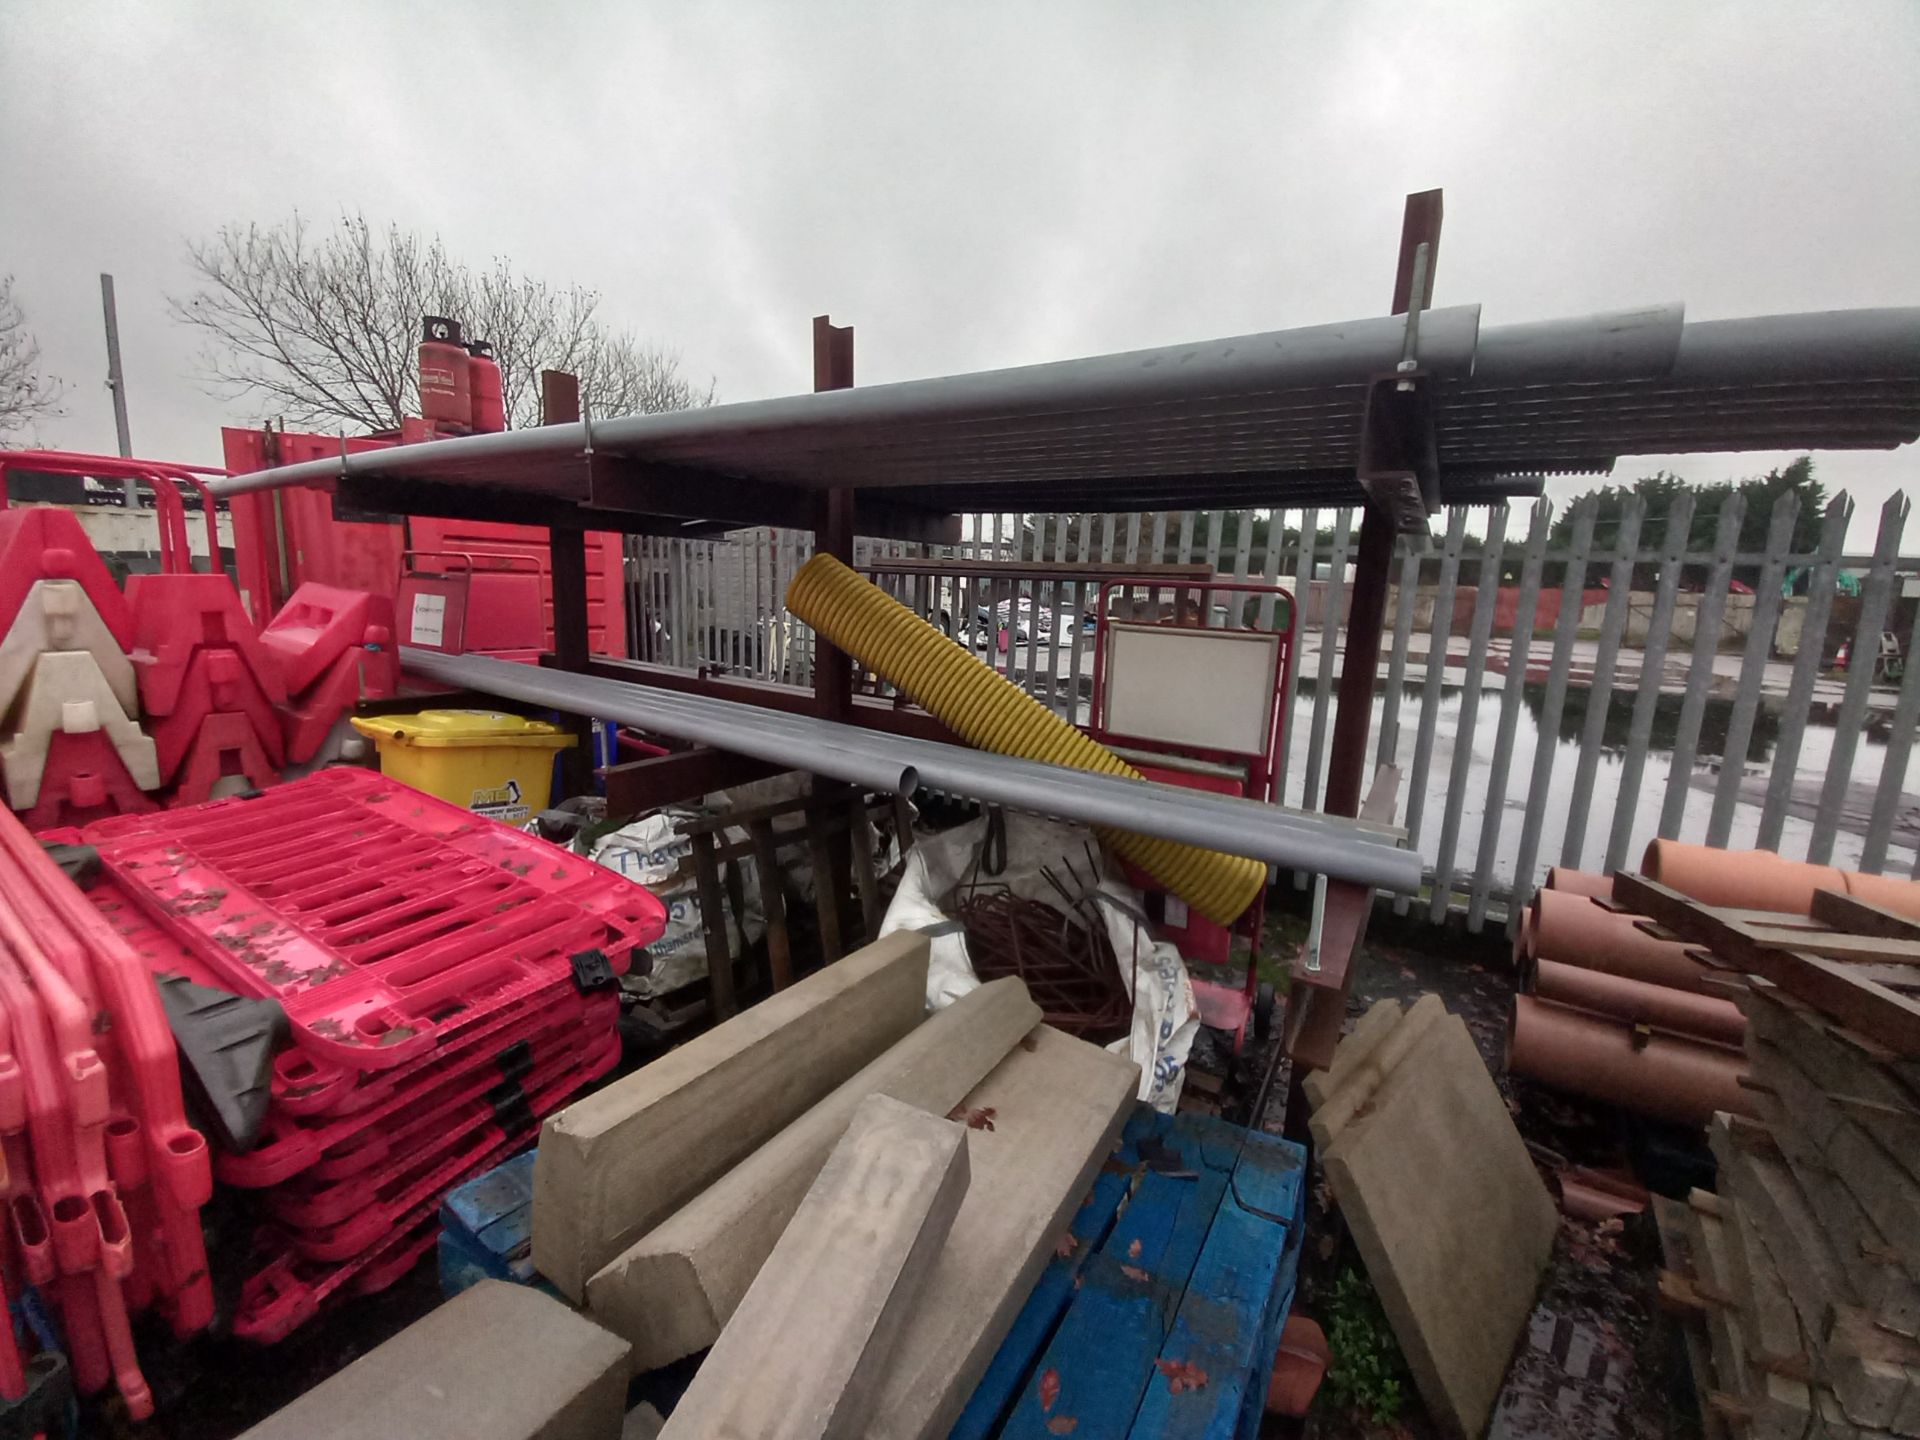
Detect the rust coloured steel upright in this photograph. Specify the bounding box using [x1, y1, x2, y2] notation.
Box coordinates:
[785, 552, 1267, 924]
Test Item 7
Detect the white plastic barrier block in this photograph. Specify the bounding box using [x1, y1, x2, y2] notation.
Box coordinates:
[0, 579, 139, 720]
[1, 651, 160, 807]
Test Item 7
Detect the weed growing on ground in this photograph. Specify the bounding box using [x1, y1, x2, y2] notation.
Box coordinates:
[1324, 1266, 1406, 1426]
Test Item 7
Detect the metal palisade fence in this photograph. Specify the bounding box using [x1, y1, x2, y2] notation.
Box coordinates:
[628, 489, 1919, 930]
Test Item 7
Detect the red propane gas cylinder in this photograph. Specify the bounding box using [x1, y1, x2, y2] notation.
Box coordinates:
[418, 317, 472, 428]
[467, 340, 506, 433]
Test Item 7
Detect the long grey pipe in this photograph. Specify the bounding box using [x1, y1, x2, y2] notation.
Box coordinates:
[400, 646, 1423, 892]
[202, 305, 1920, 502]
[399, 647, 1396, 850]
[210, 306, 1487, 497]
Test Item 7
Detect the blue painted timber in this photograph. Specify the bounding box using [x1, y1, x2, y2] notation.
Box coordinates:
[437, 1149, 538, 1296]
[950, 1107, 1156, 1440]
[984, 1107, 1305, 1440]
[1127, 1126, 1307, 1438]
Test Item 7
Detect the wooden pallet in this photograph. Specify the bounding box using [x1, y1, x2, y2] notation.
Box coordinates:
[1612, 876, 1920, 1058]
[1657, 1188, 1816, 1440]
[1653, 1193, 1735, 1440]
[953, 1107, 1307, 1440]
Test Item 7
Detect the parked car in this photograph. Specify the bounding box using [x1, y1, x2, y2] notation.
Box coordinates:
[974, 597, 1054, 647]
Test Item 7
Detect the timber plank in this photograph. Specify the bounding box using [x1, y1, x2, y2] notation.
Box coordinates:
[588, 977, 1040, 1370]
[1812, 889, 1920, 943]
[863, 1025, 1140, 1440]
[1614, 876, 1920, 1056]
[533, 931, 930, 1301]
[1320, 1013, 1557, 1439]
[657, 1095, 969, 1440]
[1653, 1195, 1733, 1440]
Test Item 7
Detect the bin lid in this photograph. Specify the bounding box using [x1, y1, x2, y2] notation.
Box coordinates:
[348, 709, 574, 748]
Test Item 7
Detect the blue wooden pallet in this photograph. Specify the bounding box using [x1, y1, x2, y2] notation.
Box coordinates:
[437, 1148, 540, 1296]
[956, 1106, 1307, 1440]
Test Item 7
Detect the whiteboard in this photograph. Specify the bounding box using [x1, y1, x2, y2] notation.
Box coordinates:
[1102, 623, 1281, 757]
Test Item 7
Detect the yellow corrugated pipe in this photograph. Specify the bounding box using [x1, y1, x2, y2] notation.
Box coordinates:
[786, 553, 1265, 924]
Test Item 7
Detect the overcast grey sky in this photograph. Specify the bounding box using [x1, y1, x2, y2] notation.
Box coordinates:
[3, 2, 1916, 546]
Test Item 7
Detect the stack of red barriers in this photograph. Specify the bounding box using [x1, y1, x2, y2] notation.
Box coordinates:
[0, 508, 161, 828]
[124, 576, 400, 806]
[71, 768, 666, 1342]
[0, 500, 398, 826]
[0, 802, 214, 1422]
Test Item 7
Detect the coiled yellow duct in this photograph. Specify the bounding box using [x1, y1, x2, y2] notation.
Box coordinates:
[786, 553, 1266, 924]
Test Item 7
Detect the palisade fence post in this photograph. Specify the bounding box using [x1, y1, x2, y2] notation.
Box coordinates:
[1395, 506, 1469, 915]
[1706, 497, 1800, 846]
[1468, 499, 1552, 932]
[1810, 492, 1908, 866]
[1508, 498, 1598, 928]
[1429, 504, 1511, 922]
[1755, 493, 1852, 852]
[1297, 507, 1355, 875]
[1605, 493, 1695, 874]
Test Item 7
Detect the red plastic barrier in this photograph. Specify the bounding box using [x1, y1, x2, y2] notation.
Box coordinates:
[0, 808, 214, 1337]
[230, 1034, 617, 1344]
[0, 508, 134, 651]
[0, 944, 148, 1415]
[18, 729, 158, 832]
[125, 573, 286, 718]
[0, 1001, 35, 1405]
[169, 711, 281, 808]
[80, 770, 663, 1074]
[277, 642, 398, 765]
[145, 648, 287, 782]
[219, 989, 610, 1188]
[267, 1035, 597, 1237]
[261, 583, 400, 764]
[259, 584, 397, 697]
[264, 978, 580, 1120]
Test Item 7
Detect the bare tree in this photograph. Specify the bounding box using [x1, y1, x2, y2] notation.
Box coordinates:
[0, 275, 64, 438]
[170, 212, 713, 431]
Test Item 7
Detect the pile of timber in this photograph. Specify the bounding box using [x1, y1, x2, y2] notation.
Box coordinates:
[1308, 993, 1559, 1440]
[1620, 873, 1920, 1438]
[537, 929, 1142, 1440]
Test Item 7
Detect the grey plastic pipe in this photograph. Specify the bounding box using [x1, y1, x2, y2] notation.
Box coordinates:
[399, 646, 1423, 892]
